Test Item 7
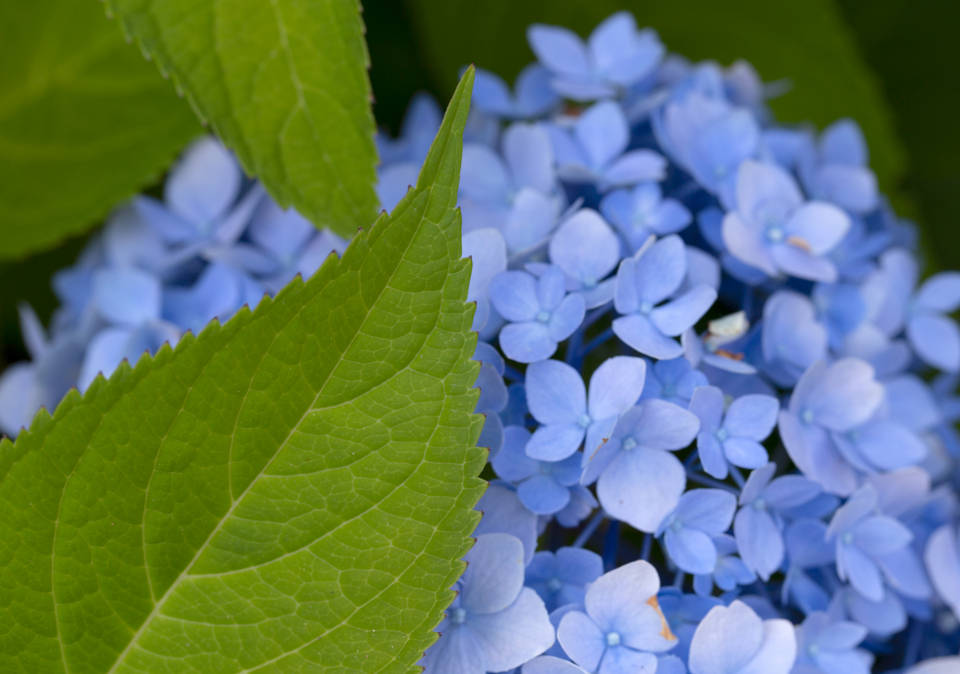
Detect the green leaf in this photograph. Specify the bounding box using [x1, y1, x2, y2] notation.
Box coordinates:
[104, 0, 380, 239]
[0, 69, 481, 674]
[404, 0, 906, 201]
[0, 0, 199, 260]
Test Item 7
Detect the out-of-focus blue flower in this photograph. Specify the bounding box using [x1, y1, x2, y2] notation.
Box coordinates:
[474, 342, 509, 454]
[688, 386, 778, 479]
[583, 399, 699, 533]
[613, 235, 717, 359]
[527, 547, 604, 611]
[557, 560, 677, 674]
[474, 484, 539, 565]
[925, 523, 960, 620]
[528, 13, 663, 101]
[524, 356, 646, 462]
[473, 64, 560, 119]
[546, 101, 666, 189]
[906, 657, 960, 674]
[798, 120, 878, 215]
[463, 228, 508, 332]
[641, 356, 708, 407]
[869, 248, 960, 372]
[545, 209, 621, 308]
[600, 183, 692, 254]
[722, 160, 850, 282]
[826, 484, 913, 601]
[782, 518, 836, 615]
[460, 122, 564, 255]
[490, 266, 586, 362]
[791, 610, 873, 674]
[687, 600, 796, 674]
[656, 91, 759, 205]
[779, 359, 884, 495]
[735, 463, 821, 580]
[376, 93, 440, 165]
[493, 426, 583, 515]
[692, 534, 756, 597]
[421, 533, 554, 674]
[78, 321, 180, 392]
[134, 139, 262, 260]
[658, 488, 737, 574]
[162, 262, 262, 335]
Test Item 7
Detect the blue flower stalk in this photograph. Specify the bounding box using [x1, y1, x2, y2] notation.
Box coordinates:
[4, 9, 960, 674]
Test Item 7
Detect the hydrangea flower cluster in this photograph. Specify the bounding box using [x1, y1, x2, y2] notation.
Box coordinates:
[3, 10, 960, 674]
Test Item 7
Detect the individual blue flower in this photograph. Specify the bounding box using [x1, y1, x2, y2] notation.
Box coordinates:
[734, 463, 821, 580]
[658, 488, 737, 574]
[798, 119, 878, 215]
[583, 400, 700, 533]
[524, 356, 646, 462]
[556, 560, 677, 674]
[493, 426, 583, 515]
[687, 600, 796, 674]
[376, 92, 440, 165]
[463, 228, 508, 332]
[925, 523, 960, 620]
[474, 484, 539, 565]
[697, 207, 769, 286]
[612, 235, 717, 359]
[779, 359, 883, 495]
[826, 484, 913, 601]
[528, 13, 663, 101]
[791, 611, 873, 674]
[688, 386, 778, 479]
[421, 533, 554, 674]
[839, 585, 906, 639]
[546, 209, 621, 308]
[526, 547, 604, 611]
[868, 248, 960, 372]
[473, 64, 559, 119]
[78, 321, 181, 392]
[134, 138, 262, 257]
[460, 122, 564, 255]
[162, 263, 262, 335]
[641, 357, 708, 407]
[489, 266, 585, 362]
[546, 101, 666, 189]
[600, 183, 692, 255]
[692, 534, 756, 597]
[655, 91, 759, 205]
[722, 160, 851, 282]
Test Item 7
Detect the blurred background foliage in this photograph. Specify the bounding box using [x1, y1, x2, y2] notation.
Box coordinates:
[2, 0, 957, 369]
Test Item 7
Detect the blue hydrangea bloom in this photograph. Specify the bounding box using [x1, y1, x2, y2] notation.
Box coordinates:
[613, 235, 717, 359]
[600, 183, 692, 254]
[688, 385, 778, 479]
[546, 101, 666, 189]
[490, 266, 586, 362]
[734, 463, 821, 580]
[692, 534, 756, 597]
[722, 160, 850, 282]
[420, 533, 554, 674]
[641, 356, 708, 406]
[658, 488, 737, 574]
[687, 600, 796, 674]
[798, 119, 878, 215]
[583, 399, 700, 532]
[524, 356, 646, 461]
[527, 547, 604, 611]
[546, 209, 621, 308]
[528, 12, 663, 101]
[557, 560, 677, 674]
[826, 484, 913, 601]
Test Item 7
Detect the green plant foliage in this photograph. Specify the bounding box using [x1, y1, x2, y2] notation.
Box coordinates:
[105, 0, 380, 239]
[0, 0, 199, 260]
[405, 0, 906, 204]
[0, 69, 483, 674]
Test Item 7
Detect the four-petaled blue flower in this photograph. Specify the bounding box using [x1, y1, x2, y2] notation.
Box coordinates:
[688, 385, 778, 479]
[657, 488, 737, 574]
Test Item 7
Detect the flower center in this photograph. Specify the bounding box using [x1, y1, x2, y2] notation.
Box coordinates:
[605, 631, 622, 647]
[766, 225, 785, 242]
[753, 498, 767, 511]
[801, 408, 814, 424]
[450, 607, 467, 625]
[622, 436, 638, 451]
[546, 577, 563, 592]
[577, 413, 592, 429]
[536, 310, 551, 323]
[639, 301, 654, 314]
[842, 532, 854, 545]
[715, 428, 729, 442]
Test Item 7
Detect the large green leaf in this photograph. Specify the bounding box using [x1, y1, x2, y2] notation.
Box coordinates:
[405, 0, 906, 203]
[0, 0, 199, 260]
[105, 0, 379, 238]
[0, 69, 482, 674]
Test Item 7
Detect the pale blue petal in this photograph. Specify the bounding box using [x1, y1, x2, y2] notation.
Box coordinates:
[598, 647, 658, 674]
[915, 272, 960, 313]
[697, 432, 727, 479]
[602, 150, 667, 187]
[165, 138, 240, 226]
[689, 386, 724, 433]
[548, 294, 586, 342]
[461, 144, 510, 203]
[649, 285, 716, 336]
[420, 624, 484, 674]
[738, 619, 796, 674]
[490, 271, 540, 322]
[469, 588, 555, 671]
[735, 507, 783, 581]
[526, 359, 586, 424]
[723, 395, 779, 440]
[597, 448, 685, 532]
[492, 426, 538, 481]
[721, 212, 777, 277]
[722, 438, 768, 469]
[528, 25, 591, 77]
[523, 656, 589, 674]
[675, 489, 736, 534]
[688, 601, 763, 674]
[587, 356, 646, 420]
[549, 209, 620, 288]
[613, 314, 683, 359]
[519, 474, 571, 515]
[838, 544, 884, 601]
[92, 268, 161, 325]
[462, 533, 525, 614]
[908, 312, 960, 372]
[575, 101, 628, 170]
[784, 202, 850, 254]
[633, 234, 687, 304]
[474, 485, 538, 565]
[526, 424, 585, 462]
[853, 516, 912, 557]
[504, 123, 555, 193]
[472, 68, 513, 116]
[925, 525, 960, 618]
[558, 610, 605, 671]
[665, 527, 716, 574]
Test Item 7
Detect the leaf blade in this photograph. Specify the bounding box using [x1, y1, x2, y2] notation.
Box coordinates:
[0, 69, 480, 674]
[104, 0, 380, 238]
[0, 0, 199, 259]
